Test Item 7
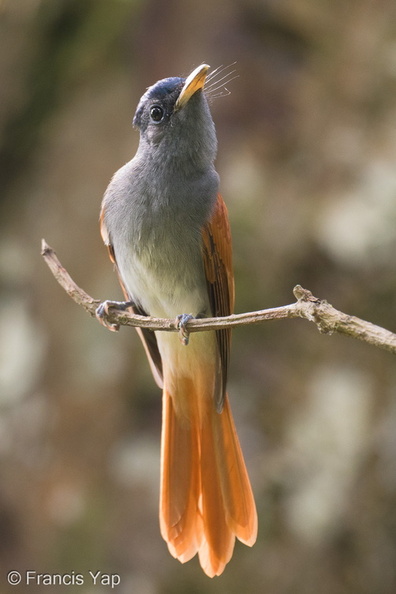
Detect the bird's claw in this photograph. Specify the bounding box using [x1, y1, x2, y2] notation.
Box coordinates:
[95, 300, 134, 332]
[176, 313, 195, 345]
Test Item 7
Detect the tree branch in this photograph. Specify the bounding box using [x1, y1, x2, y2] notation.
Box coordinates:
[41, 239, 396, 355]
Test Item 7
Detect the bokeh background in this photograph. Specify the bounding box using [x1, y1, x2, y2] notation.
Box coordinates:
[1, 1, 396, 592]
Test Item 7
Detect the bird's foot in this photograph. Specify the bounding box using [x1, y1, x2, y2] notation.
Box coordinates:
[176, 313, 195, 346]
[96, 300, 134, 332]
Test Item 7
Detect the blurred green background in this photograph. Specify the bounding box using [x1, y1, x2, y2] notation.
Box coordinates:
[1, 0, 396, 592]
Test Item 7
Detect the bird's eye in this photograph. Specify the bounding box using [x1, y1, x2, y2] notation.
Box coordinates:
[150, 105, 165, 123]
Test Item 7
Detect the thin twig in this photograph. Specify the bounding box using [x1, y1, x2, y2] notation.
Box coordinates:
[41, 239, 396, 355]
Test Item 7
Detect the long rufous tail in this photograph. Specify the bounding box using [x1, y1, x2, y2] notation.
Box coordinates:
[159, 379, 257, 577]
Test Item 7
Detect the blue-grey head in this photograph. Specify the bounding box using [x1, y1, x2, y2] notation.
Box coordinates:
[133, 65, 217, 170]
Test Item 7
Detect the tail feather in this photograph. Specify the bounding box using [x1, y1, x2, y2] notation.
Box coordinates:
[214, 397, 258, 546]
[160, 388, 203, 562]
[199, 410, 235, 576]
[159, 380, 257, 577]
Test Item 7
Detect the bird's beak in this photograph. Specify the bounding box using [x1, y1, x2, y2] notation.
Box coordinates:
[175, 64, 210, 110]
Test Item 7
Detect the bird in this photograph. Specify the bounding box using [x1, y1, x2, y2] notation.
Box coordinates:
[97, 63, 257, 577]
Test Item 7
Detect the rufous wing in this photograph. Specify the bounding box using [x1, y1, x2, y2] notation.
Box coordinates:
[201, 193, 235, 410]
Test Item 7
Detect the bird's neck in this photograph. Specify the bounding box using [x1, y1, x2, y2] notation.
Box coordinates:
[137, 140, 214, 181]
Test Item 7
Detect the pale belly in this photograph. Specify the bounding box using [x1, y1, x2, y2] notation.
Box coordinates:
[119, 248, 210, 319]
[119, 247, 217, 388]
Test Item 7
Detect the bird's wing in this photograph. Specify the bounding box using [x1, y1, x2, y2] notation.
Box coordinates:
[100, 208, 163, 387]
[201, 193, 235, 410]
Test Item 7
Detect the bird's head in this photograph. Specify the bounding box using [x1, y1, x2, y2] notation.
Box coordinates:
[133, 64, 217, 171]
